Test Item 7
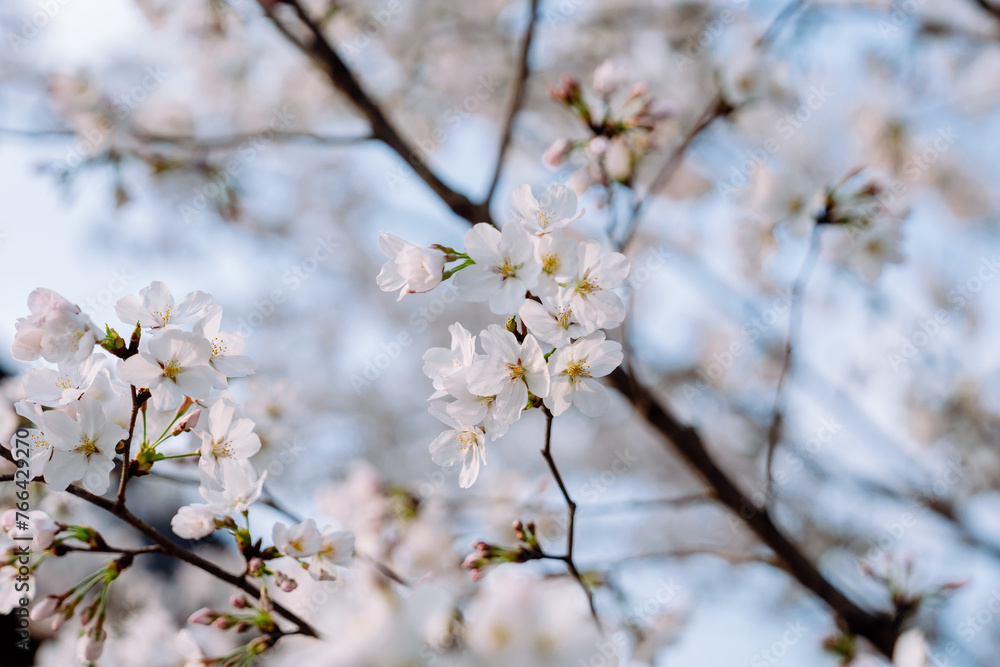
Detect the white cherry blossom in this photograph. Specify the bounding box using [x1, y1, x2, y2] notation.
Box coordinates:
[12, 288, 98, 365]
[199, 460, 266, 516]
[545, 332, 623, 417]
[518, 294, 587, 348]
[307, 527, 355, 581]
[170, 504, 217, 540]
[2, 509, 59, 550]
[376, 231, 446, 300]
[533, 231, 580, 297]
[195, 399, 261, 484]
[42, 395, 127, 494]
[273, 519, 323, 557]
[21, 353, 104, 408]
[428, 401, 487, 488]
[194, 305, 257, 388]
[564, 241, 630, 331]
[453, 222, 541, 315]
[422, 323, 477, 400]
[510, 183, 583, 235]
[114, 281, 214, 329]
[466, 326, 549, 425]
[118, 328, 217, 410]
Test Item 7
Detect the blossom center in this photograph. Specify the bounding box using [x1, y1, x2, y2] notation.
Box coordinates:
[565, 359, 591, 381]
[454, 430, 478, 451]
[542, 252, 560, 275]
[75, 436, 98, 456]
[505, 363, 525, 382]
[575, 278, 600, 295]
[212, 439, 234, 459]
[163, 360, 181, 379]
[555, 306, 573, 328]
[154, 306, 173, 324]
[495, 258, 518, 279]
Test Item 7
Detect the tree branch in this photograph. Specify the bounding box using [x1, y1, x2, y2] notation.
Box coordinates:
[264, 0, 492, 224]
[484, 0, 540, 208]
[62, 483, 320, 638]
[114, 386, 142, 512]
[606, 367, 899, 656]
[540, 407, 599, 624]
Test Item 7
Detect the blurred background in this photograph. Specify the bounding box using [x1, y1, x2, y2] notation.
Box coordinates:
[1, 0, 1000, 664]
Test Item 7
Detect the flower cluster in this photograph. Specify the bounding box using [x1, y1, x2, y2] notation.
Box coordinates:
[6, 282, 355, 662]
[543, 59, 674, 192]
[377, 183, 629, 487]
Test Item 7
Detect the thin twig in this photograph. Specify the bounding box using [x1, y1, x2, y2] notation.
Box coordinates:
[265, 0, 491, 223]
[618, 95, 728, 251]
[115, 386, 142, 511]
[63, 483, 321, 638]
[540, 407, 599, 625]
[765, 225, 822, 504]
[56, 544, 164, 556]
[130, 129, 374, 150]
[484, 0, 540, 208]
[755, 0, 810, 48]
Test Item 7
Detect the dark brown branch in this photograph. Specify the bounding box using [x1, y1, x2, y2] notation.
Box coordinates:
[484, 0, 541, 208]
[63, 483, 320, 638]
[265, 0, 492, 224]
[56, 544, 164, 557]
[115, 386, 142, 512]
[129, 129, 375, 150]
[606, 368, 899, 656]
[540, 407, 598, 624]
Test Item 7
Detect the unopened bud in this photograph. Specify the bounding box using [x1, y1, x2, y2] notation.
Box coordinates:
[229, 594, 250, 609]
[187, 607, 216, 625]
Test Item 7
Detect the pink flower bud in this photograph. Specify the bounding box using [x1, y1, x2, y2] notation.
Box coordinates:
[247, 557, 264, 576]
[542, 138, 573, 167]
[76, 628, 106, 662]
[212, 616, 233, 630]
[187, 607, 216, 625]
[229, 594, 250, 609]
[172, 407, 201, 435]
[30, 595, 61, 621]
[0, 510, 16, 532]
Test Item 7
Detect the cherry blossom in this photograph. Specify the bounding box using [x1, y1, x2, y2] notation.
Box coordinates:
[12, 288, 98, 365]
[308, 527, 355, 581]
[545, 332, 623, 417]
[376, 231, 446, 300]
[428, 401, 487, 488]
[533, 231, 580, 298]
[114, 281, 214, 329]
[422, 322, 477, 400]
[2, 509, 59, 550]
[453, 222, 541, 315]
[21, 352, 104, 407]
[118, 328, 217, 410]
[0, 565, 31, 614]
[194, 305, 257, 388]
[273, 518, 323, 557]
[170, 504, 218, 540]
[42, 395, 127, 494]
[509, 183, 583, 235]
[195, 399, 262, 485]
[466, 326, 549, 425]
[198, 461, 266, 515]
[518, 294, 587, 349]
[564, 241, 630, 332]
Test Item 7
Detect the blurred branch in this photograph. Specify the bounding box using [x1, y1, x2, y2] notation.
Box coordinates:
[604, 546, 780, 570]
[606, 367, 900, 657]
[765, 225, 822, 504]
[263, 0, 492, 224]
[129, 128, 375, 150]
[756, 0, 810, 47]
[484, 0, 540, 209]
[618, 95, 729, 250]
[969, 0, 1000, 21]
[541, 406, 599, 625]
[114, 386, 142, 512]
